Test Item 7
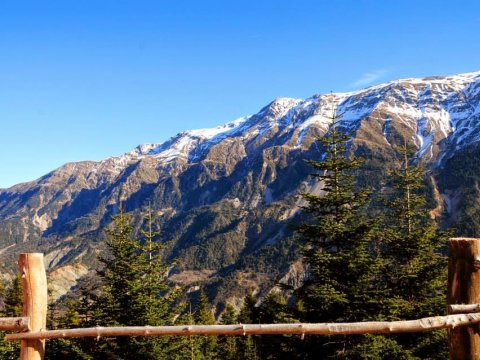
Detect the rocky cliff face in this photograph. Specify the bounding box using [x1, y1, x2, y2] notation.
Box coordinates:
[1, 71, 480, 303]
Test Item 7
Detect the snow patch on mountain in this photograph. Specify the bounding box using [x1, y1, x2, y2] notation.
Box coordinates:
[108, 116, 251, 167]
[415, 117, 434, 159]
[383, 117, 392, 146]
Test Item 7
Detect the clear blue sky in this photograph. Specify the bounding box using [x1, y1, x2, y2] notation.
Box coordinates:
[1, 0, 479, 188]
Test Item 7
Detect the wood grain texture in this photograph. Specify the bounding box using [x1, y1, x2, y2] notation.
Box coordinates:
[0, 317, 29, 331]
[6, 313, 480, 341]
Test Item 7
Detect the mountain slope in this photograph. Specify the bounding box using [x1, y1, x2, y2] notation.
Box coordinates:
[1, 70, 480, 302]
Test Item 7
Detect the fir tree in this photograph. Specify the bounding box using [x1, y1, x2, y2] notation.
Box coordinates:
[193, 291, 217, 359]
[45, 290, 98, 360]
[236, 292, 260, 360]
[255, 292, 299, 360]
[170, 303, 199, 360]
[45, 296, 84, 360]
[0, 277, 21, 359]
[94, 205, 180, 359]
[4, 275, 22, 317]
[380, 145, 449, 359]
[294, 110, 383, 358]
[218, 303, 238, 360]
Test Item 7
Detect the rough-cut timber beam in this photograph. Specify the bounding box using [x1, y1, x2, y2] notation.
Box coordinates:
[5, 313, 480, 341]
[0, 317, 29, 331]
[448, 304, 480, 314]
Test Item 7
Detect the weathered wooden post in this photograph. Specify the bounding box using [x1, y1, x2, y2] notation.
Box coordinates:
[448, 238, 480, 360]
[19, 253, 47, 360]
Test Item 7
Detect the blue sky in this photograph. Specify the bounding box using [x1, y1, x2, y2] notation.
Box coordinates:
[1, 0, 479, 188]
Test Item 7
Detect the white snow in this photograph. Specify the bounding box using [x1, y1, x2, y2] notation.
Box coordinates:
[186, 116, 248, 139]
[383, 117, 392, 146]
[415, 117, 433, 159]
[295, 115, 325, 147]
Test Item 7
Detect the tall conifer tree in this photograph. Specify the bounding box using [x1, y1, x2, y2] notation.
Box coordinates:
[294, 109, 383, 358]
[95, 205, 179, 359]
[4, 275, 22, 317]
[237, 292, 260, 360]
[193, 291, 218, 359]
[0, 277, 21, 359]
[380, 145, 448, 359]
[218, 304, 238, 360]
[255, 292, 299, 359]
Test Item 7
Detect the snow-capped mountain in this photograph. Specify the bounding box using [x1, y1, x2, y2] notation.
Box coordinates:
[81, 70, 480, 170]
[1, 70, 480, 302]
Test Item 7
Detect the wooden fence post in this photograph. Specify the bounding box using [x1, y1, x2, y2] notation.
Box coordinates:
[448, 238, 480, 360]
[19, 253, 47, 360]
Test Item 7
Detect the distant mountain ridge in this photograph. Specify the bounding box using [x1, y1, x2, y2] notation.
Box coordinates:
[1, 70, 480, 303]
[121, 70, 480, 164]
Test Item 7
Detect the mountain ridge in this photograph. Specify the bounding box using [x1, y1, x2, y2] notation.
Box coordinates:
[5, 69, 479, 192]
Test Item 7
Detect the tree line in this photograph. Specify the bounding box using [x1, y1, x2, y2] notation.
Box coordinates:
[0, 113, 448, 359]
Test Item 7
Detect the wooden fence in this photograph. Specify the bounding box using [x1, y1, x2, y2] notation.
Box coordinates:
[1, 238, 480, 359]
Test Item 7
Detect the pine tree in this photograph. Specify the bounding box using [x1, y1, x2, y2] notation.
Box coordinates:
[294, 110, 383, 358]
[170, 303, 200, 360]
[193, 291, 218, 359]
[44, 295, 92, 360]
[4, 275, 22, 317]
[255, 292, 299, 359]
[0, 277, 21, 359]
[380, 145, 449, 359]
[47, 282, 107, 359]
[94, 205, 180, 359]
[236, 292, 260, 360]
[218, 304, 238, 360]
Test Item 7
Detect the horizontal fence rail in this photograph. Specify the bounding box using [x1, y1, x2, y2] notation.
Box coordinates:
[0, 317, 29, 332]
[448, 304, 480, 314]
[6, 313, 480, 341]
